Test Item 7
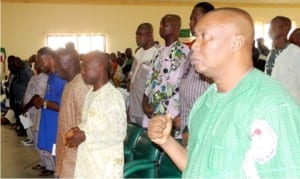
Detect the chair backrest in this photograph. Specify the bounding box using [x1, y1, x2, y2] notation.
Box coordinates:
[133, 131, 161, 161]
[124, 123, 144, 150]
[158, 152, 182, 178]
[130, 130, 162, 178]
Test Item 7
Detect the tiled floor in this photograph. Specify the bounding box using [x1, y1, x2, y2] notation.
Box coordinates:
[1, 124, 54, 178]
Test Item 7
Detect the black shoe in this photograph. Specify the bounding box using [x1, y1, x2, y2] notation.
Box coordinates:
[39, 169, 54, 176]
[15, 125, 23, 132]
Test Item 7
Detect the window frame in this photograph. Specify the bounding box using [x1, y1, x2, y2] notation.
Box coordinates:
[45, 33, 106, 53]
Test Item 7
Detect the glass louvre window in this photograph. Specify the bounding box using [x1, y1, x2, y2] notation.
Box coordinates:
[46, 34, 106, 53]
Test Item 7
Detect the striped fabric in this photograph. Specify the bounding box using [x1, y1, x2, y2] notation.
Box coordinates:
[179, 61, 212, 133]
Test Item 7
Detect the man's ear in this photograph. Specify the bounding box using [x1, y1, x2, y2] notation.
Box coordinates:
[231, 35, 244, 52]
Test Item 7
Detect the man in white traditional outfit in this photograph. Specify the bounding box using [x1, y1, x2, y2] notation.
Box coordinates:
[265, 16, 300, 105]
[65, 50, 127, 178]
[128, 23, 159, 126]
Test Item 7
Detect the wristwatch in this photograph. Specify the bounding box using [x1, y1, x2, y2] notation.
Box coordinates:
[43, 100, 47, 109]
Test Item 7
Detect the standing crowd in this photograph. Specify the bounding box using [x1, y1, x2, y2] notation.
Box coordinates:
[1, 1, 300, 178]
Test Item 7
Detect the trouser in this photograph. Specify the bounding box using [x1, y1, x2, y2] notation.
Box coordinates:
[40, 150, 55, 171]
[26, 128, 34, 141]
[33, 131, 47, 168]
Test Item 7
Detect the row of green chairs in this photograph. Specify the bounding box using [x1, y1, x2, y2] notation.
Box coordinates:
[124, 123, 182, 178]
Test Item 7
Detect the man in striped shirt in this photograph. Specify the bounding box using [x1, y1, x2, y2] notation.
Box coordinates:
[178, 1, 214, 147]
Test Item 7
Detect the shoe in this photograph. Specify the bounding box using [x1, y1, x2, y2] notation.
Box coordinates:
[32, 164, 45, 170]
[23, 140, 34, 146]
[21, 138, 31, 144]
[38, 169, 54, 176]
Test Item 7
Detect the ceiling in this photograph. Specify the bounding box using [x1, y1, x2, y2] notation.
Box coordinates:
[3, 0, 300, 6]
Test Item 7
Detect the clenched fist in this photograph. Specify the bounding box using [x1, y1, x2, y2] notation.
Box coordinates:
[147, 113, 172, 146]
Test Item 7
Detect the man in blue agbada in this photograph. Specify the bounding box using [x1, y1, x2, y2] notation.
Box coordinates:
[33, 47, 66, 177]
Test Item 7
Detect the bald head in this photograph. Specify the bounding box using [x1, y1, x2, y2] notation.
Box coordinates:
[211, 8, 254, 49]
[81, 50, 110, 88]
[137, 23, 153, 34]
[37, 47, 56, 59]
[56, 48, 80, 81]
[164, 14, 181, 28]
[191, 7, 254, 81]
[57, 48, 79, 64]
[271, 16, 291, 31]
[269, 16, 291, 40]
[159, 14, 181, 40]
[136, 23, 154, 49]
[36, 47, 57, 74]
[85, 50, 110, 72]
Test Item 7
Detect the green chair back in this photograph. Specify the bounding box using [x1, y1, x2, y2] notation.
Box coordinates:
[133, 131, 161, 161]
[124, 123, 144, 162]
[127, 131, 162, 178]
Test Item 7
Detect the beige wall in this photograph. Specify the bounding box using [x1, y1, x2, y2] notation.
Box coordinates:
[1, 2, 300, 60]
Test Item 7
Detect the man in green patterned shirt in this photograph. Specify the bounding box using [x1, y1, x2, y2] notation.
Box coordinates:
[147, 7, 300, 178]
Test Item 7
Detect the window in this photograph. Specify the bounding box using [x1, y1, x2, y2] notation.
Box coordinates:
[46, 33, 106, 54]
[254, 21, 296, 49]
